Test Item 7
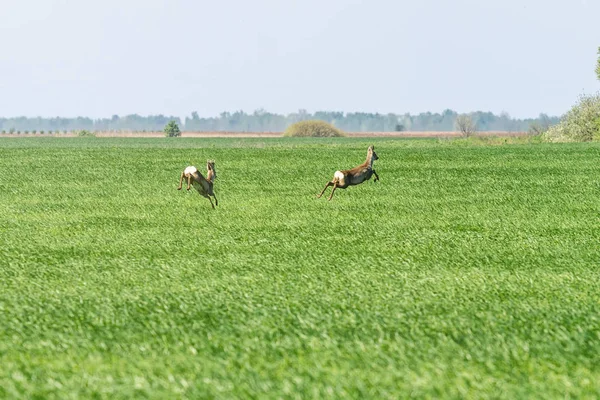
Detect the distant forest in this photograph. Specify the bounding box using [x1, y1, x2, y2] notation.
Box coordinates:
[0, 109, 559, 133]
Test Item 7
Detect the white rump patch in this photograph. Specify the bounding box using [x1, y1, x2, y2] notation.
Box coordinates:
[334, 171, 344, 181]
[184, 166, 197, 175]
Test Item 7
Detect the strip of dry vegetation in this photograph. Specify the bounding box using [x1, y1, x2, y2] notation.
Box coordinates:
[0, 130, 530, 138]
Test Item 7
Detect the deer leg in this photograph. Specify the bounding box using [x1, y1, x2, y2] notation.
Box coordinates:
[186, 175, 192, 190]
[328, 182, 338, 201]
[373, 170, 380, 182]
[212, 191, 218, 206]
[177, 172, 185, 190]
[208, 196, 215, 209]
[317, 181, 333, 198]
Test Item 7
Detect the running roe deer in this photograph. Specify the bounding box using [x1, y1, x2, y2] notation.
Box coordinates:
[317, 145, 380, 201]
[177, 160, 219, 208]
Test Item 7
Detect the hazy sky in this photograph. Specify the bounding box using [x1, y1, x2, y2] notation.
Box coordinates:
[1, 0, 598, 119]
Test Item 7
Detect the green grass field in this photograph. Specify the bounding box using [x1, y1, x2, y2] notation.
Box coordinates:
[1, 137, 600, 399]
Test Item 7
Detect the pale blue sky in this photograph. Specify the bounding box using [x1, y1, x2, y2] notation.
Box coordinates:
[1, 0, 598, 119]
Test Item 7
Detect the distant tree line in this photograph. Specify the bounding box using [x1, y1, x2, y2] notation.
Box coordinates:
[0, 114, 182, 133]
[184, 109, 559, 132]
[0, 110, 559, 133]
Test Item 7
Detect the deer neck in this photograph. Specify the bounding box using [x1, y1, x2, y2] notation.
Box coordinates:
[206, 170, 215, 183]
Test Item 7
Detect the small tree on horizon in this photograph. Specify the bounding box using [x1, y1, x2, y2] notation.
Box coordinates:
[455, 114, 477, 137]
[164, 120, 181, 137]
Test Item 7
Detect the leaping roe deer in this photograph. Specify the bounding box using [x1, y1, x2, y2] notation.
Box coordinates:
[317, 145, 380, 201]
[177, 160, 218, 208]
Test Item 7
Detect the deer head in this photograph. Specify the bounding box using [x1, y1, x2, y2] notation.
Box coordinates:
[368, 145, 379, 161]
[206, 160, 216, 182]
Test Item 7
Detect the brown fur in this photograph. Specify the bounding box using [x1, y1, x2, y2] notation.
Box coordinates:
[317, 145, 380, 201]
[177, 160, 218, 209]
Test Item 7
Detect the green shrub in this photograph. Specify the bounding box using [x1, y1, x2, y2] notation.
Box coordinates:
[543, 93, 600, 142]
[164, 121, 181, 137]
[77, 130, 96, 137]
[283, 120, 345, 137]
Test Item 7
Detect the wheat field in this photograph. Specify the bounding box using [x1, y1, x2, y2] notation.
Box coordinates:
[1, 137, 599, 398]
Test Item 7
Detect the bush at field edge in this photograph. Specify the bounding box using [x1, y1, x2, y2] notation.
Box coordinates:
[543, 93, 600, 142]
[283, 120, 345, 137]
